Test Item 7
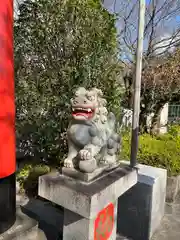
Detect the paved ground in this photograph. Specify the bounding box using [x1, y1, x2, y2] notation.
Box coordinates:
[151, 192, 180, 240]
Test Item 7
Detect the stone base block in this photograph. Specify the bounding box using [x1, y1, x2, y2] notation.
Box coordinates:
[19, 198, 127, 240]
[39, 163, 137, 240]
[63, 201, 118, 240]
[0, 207, 38, 240]
[39, 164, 138, 219]
[117, 161, 167, 240]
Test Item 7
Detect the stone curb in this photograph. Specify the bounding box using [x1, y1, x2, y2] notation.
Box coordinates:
[166, 175, 180, 203]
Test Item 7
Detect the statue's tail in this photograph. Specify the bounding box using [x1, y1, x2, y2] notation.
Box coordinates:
[107, 112, 121, 152]
[108, 112, 116, 130]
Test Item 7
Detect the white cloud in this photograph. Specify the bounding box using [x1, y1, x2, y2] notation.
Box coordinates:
[103, 0, 123, 14]
[153, 33, 180, 55]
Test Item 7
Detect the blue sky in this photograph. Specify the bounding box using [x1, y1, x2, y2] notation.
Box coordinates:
[176, 16, 180, 22]
[104, 0, 180, 59]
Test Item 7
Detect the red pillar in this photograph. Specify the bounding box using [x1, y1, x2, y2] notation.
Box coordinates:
[0, 0, 16, 234]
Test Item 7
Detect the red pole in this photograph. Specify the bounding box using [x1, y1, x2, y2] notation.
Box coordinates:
[0, 0, 16, 234]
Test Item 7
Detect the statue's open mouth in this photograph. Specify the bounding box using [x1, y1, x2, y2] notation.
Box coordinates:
[72, 107, 95, 119]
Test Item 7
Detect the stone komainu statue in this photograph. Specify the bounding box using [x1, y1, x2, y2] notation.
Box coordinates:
[64, 87, 121, 173]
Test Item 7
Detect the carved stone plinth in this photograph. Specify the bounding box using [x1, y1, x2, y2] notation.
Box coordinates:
[39, 163, 138, 240]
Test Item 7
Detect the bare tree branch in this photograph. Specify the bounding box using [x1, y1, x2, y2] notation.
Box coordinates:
[117, 0, 180, 59]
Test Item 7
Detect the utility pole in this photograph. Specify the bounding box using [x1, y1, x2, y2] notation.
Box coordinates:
[130, 0, 146, 167]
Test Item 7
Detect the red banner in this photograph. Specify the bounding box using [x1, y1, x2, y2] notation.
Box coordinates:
[0, 0, 15, 178]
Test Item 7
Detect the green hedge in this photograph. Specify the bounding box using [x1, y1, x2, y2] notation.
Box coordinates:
[121, 125, 180, 176]
[17, 125, 180, 196]
[17, 164, 50, 196]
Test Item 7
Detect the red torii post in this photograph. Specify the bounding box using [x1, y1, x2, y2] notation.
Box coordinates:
[0, 0, 16, 234]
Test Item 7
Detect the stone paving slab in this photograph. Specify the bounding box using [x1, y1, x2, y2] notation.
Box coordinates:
[151, 191, 180, 239]
[0, 207, 37, 240]
[151, 199, 180, 240]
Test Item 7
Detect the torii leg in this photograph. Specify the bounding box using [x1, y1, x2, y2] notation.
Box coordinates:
[0, 0, 16, 234]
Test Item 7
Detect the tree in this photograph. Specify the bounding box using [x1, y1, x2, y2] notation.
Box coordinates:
[140, 48, 180, 132]
[113, 0, 180, 62]
[15, 0, 123, 163]
[106, 0, 180, 131]
[124, 48, 180, 132]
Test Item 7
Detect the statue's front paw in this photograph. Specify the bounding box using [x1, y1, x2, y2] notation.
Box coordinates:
[100, 159, 108, 165]
[100, 155, 116, 166]
[79, 149, 91, 160]
[64, 158, 74, 168]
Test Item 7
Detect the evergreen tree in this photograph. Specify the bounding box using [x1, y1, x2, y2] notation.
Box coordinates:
[15, 0, 123, 163]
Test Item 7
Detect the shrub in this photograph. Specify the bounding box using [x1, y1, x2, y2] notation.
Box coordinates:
[17, 164, 50, 196]
[121, 127, 180, 176]
[168, 124, 180, 137]
[15, 0, 123, 165]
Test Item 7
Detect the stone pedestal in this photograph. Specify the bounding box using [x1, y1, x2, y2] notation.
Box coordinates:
[63, 201, 118, 240]
[39, 164, 138, 240]
[117, 161, 167, 240]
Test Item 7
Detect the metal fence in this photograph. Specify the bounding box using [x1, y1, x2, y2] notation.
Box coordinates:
[168, 105, 180, 123]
